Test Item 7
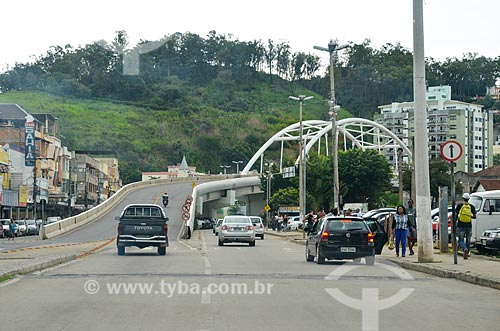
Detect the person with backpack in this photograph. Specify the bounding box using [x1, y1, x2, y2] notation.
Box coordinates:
[455, 193, 477, 260]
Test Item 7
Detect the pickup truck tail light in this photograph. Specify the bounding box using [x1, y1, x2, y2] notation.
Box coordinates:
[118, 223, 123, 235]
[164, 223, 169, 235]
[368, 233, 374, 243]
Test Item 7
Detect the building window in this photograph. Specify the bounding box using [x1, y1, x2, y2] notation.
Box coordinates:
[450, 125, 457, 130]
[450, 134, 457, 139]
[449, 115, 457, 120]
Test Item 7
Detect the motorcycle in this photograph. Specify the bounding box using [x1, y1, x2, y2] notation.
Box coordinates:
[162, 196, 169, 207]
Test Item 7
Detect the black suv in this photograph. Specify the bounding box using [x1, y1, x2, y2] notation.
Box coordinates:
[305, 216, 387, 265]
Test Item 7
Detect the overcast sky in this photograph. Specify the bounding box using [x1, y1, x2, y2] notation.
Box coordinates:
[1, 0, 498, 72]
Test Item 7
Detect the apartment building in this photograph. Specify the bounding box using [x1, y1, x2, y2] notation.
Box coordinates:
[375, 86, 493, 173]
[0, 104, 121, 219]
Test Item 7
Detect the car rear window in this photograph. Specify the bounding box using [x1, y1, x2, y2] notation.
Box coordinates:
[250, 217, 261, 225]
[225, 217, 251, 224]
[326, 219, 368, 231]
[124, 206, 162, 217]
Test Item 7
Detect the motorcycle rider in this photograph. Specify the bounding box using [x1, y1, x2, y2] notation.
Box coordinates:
[162, 192, 169, 207]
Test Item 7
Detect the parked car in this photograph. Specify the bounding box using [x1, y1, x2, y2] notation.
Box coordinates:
[431, 212, 452, 241]
[213, 219, 223, 236]
[26, 219, 38, 235]
[249, 216, 264, 239]
[46, 216, 62, 224]
[1, 219, 11, 238]
[468, 190, 500, 249]
[218, 215, 255, 246]
[478, 227, 500, 255]
[16, 220, 27, 236]
[364, 208, 396, 228]
[305, 216, 386, 265]
[287, 216, 303, 231]
[362, 208, 396, 220]
[197, 217, 215, 230]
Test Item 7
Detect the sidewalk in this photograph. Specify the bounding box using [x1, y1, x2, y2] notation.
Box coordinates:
[0, 238, 115, 280]
[265, 229, 500, 290]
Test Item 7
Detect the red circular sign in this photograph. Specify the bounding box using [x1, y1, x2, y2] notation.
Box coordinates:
[440, 140, 463, 162]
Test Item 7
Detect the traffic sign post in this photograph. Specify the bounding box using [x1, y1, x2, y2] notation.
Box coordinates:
[440, 140, 463, 265]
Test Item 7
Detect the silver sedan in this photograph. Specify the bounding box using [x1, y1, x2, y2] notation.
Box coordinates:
[218, 215, 256, 246]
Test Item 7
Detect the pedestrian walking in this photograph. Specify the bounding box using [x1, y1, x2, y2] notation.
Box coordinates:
[9, 219, 17, 241]
[455, 193, 476, 260]
[303, 210, 315, 234]
[277, 214, 283, 232]
[282, 214, 289, 232]
[406, 199, 417, 256]
[392, 205, 411, 257]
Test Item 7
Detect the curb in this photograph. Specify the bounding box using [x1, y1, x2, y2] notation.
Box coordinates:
[386, 258, 500, 291]
[0, 238, 116, 281]
[0, 255, 76, 279]
[273, 232, 500, 291]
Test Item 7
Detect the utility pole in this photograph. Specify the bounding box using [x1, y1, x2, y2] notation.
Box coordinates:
[413, 0, 434, 262]
[314, 40, 349, 211]
[33, 165, 37, 220]
[67, 160, 72, 217]
[398, 148, 403, 203]
[289, 95, 313, 222]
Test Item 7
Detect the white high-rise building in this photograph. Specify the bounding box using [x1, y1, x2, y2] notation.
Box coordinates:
[375, 86, 493, 173]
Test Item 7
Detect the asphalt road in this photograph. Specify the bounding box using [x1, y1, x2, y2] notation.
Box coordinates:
[0, 181, 192, 250]
[0, 183, 499, 331]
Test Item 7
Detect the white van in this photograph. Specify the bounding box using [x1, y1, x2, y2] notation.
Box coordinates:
[468, 190, 500, 249]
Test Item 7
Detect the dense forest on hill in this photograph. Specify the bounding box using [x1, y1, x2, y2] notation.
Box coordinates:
[0, 31, 499, 182]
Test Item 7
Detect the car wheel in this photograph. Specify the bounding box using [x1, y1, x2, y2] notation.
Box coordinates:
[365, 254, 375, 266]
[305, 246, 314, 262]
[261, 234, 265, 240]
[353, 258, 362, 263]
[158, 247, 166, 256]
[476, 244, 487, 254]
[316, 245, 325, 264]
[249, 241, 256, 247]
[218, 240, 224, 246]
[117, 246, 125, 256]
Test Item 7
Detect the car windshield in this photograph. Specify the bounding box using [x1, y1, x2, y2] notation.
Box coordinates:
[468, 196, 482, 212]
[327, 219, 367, 231]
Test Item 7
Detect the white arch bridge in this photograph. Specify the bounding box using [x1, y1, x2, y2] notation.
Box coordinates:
[241, 118, 412, 175]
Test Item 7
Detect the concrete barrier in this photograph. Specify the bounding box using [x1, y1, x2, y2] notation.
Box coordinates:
[42, 175, 246, 239]
[42, 177, 196, 239]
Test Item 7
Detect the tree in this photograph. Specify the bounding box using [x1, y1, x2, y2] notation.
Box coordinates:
[338, 149, 392, 205]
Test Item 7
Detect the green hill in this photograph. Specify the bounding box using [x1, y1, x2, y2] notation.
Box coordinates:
[0, 86, 343, 182]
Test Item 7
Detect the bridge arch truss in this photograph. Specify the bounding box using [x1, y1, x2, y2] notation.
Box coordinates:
[241, 118, 412, 175]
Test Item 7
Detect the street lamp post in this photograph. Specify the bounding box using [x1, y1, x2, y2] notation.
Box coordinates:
[289, 95, 313, 222]
[314, 40, 349, 211]
[266, 162, 273, 229]
[219, 165, 231, 175]
[232, 160, 243, 174]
